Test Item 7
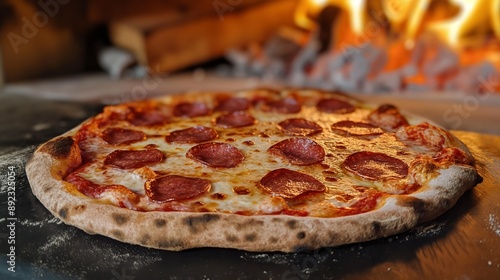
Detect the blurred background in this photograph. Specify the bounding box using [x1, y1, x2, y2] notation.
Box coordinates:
[0, 0, 499, 133]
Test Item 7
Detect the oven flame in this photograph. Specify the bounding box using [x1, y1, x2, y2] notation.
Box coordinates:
[295, 0, 367, 35]
[494, 0, 500, 38]
[427, 0, 492, 47]
[224, 0, 500, 95]
[294, 0, 328, 30]
[398, 0, 430, 48]
[295, 0, 500, 49]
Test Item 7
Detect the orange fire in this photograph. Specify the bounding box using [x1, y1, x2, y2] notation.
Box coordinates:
[295, 0, 367, 35]
[294, 0, 500, 91]
[295, 0, 500, 47]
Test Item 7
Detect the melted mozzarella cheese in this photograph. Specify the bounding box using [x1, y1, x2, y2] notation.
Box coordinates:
[74, 90, 428, 216]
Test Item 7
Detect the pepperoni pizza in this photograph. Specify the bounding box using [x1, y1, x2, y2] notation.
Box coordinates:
[26, 89, 482, 252]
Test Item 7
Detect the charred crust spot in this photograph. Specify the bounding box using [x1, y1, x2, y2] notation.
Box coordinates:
[41, 137, 74, 159]
[183, 214, 220, 234]
[154, 219, 167, 228]
[44, 186, 53, 193]
[235, 219, 264, 231]
[157, 239, 184, 249]
[244, 233, 257, 242]
[140, 234, 151, 245]
[111, 213, 129, 225]
[371, 221, 382, 235]
[297, 231, 306, 239]
[58, 207, 68, 219]
[286, 220, 297, 230]
[225, 234, 239, 243]
[111, 230, 124, 239]
[397, 197, 427, 222]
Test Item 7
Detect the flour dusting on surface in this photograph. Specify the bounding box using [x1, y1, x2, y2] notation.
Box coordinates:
[241, 253, 291, 265]
[84, 238, 163, 272]
[35, 228, 163, 278]
[413, 222, 445, 238]
[241, 246, 336, 278]
[19, 217, 63, 228]
[0, 146, 35, 193]
[39, 230, 76, 253]
[488, 214, 500, 236]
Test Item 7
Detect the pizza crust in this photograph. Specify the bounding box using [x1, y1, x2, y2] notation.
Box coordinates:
[26, 132, 480, 252]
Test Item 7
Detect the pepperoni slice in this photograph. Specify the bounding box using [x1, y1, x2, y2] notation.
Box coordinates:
[215, 97, 250, 112]
[101, 127, 146, 145]
[111, 102, 170, 126]
[259, 168, 325, 199]
[66, 173, 139, 205]
[368, 104, 409, 131]
[145, 175, 211, 202]
[186, 142, 244, 168]
[165, 126, 218, 144]
[66, 172, 106, 198]
[173, 102, 211, 118]
[317, 98, 355, 114]
[278, 118, 323, 136]
[104, 149, 165, 169]
[127, 109, 169, 126]
[261, 97, 301, 114]
[331, 121, 384, 137]
[216, 111, 256, 128]
[268, 138, 325, 165]
[343, 151, 408, 180]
